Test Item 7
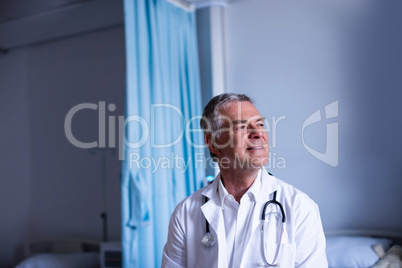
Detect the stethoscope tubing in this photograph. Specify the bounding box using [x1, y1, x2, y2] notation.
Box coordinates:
[202, 189, 286, 267]
[261, 191, 285, 266]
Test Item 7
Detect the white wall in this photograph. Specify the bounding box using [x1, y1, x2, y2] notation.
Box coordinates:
[0, 26, 125, 267]
[222, 0, 402, 232]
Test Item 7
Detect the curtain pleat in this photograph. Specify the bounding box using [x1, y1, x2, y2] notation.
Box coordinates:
[122, 0, 205, 266]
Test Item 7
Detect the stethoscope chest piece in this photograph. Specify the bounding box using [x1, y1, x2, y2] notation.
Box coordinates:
[201, 232, 215, 247]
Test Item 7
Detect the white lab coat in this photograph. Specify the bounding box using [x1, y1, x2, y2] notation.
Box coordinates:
[162, 169, 328, 268]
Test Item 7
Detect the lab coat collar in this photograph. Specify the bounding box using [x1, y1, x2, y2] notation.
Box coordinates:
[200, 168, 277, 200]
[200, 168, 278, 233]
[200, 173, 220, 200]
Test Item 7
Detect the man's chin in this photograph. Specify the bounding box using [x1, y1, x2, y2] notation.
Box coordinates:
[249, 159, 267, 169]
[233, 157, 268, 170]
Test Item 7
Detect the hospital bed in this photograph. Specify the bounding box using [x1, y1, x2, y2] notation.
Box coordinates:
[15, 239, 101, 268]
[15, 231, 402, 268]
[325, 230, 402, 268]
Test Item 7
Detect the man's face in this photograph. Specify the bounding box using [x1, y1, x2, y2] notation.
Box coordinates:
[210, 101, 269, 170]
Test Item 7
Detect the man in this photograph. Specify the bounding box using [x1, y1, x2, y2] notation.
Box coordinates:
[162, 93, 328, 267]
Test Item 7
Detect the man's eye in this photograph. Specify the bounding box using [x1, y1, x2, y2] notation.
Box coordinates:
[258, 123, 264, 127]
[236, 125, 246, 130]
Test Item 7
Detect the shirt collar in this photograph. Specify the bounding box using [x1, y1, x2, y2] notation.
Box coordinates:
[217, 169, 262, 209]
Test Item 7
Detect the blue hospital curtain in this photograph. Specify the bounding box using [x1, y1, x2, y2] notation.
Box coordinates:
[122, 0, 205, 267]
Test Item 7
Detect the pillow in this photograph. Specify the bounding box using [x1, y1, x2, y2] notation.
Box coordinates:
[326, 236, 392, 268]
[372, 245, 402, 268]
[15, 252, 99, 268]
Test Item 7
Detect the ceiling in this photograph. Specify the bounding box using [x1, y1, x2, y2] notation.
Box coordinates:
[0, 0, 240, 50]
[0, 0, 240, 24]
[0, 0, 124, 50]
[0, 0, 91, 23]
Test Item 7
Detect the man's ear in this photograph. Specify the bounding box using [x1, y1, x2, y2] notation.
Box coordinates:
[205, 133, 219, 155]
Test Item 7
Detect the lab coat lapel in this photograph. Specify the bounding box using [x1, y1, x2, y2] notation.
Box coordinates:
[250, 169, 278, 237]
[201, 177, 228, 268]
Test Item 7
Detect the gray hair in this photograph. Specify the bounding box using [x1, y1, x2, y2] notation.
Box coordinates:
[200, 93, 253, 160]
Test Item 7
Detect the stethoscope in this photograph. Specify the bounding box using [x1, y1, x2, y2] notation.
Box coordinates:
[201, 189, 286, 267]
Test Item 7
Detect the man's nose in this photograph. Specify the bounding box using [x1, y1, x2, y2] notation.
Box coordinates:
[248, 128, 263, 139]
